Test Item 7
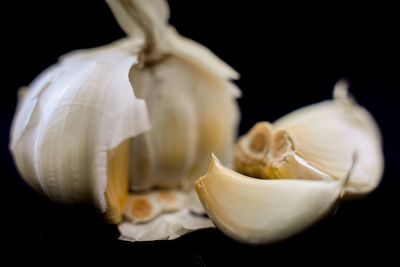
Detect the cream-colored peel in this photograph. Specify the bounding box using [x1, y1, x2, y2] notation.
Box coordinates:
[196, 155, 345, 244]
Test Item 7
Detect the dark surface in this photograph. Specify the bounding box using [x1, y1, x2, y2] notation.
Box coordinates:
[1, 0, 399, 264]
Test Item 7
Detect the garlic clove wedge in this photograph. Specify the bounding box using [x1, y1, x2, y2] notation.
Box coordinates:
[195, 155, 345, 244]
[274, 80, 383, 196]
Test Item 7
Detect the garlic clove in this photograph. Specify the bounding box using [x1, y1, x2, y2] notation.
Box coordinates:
[198, 81, 382, 244]
[103, 1, 241, 193]
[105, 139, 131, 223]
[234, 122, 274, 179]
[129, 57, 198, 190]
[273, 80, 383, 196]
[234, 81, 383, 197]
[195, 155, 346, 244]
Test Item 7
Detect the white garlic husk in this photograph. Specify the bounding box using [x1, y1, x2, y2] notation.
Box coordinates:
[10, 0, 239, 240]
[195, 81, 383, 244]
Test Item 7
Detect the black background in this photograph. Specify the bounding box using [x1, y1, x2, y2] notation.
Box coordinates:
[1, 0, 399, 264]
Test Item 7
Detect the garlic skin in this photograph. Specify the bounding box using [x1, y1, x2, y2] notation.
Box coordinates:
[196, 82, 383, 244]
[10, 0, 239, 238]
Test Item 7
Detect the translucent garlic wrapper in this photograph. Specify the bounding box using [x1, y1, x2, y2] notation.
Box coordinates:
[10, 0, 240, 240]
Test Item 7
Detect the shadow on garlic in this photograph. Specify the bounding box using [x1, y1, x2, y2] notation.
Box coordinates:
[195, 81, 384, 244]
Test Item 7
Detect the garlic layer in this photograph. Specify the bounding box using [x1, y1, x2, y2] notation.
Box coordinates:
[196, 81, 383, 244]
[10, 0, 239, 239]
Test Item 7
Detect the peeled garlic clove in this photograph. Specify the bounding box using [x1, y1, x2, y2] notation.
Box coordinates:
[195, 155, 345, 244]
[273, 80, 383, 196]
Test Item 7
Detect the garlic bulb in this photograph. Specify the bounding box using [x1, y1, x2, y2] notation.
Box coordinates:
[10, 0, 239, 240]
[195, 81, 383, 244]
